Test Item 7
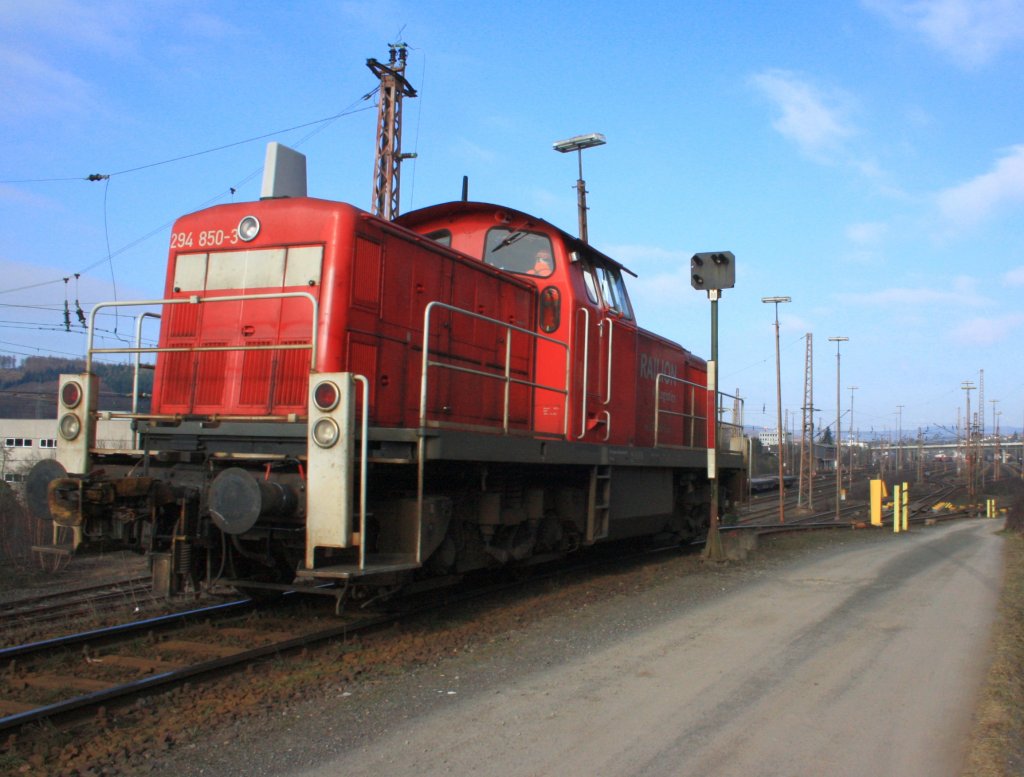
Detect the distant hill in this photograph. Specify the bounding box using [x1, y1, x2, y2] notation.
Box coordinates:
[0, 356, 151, 419]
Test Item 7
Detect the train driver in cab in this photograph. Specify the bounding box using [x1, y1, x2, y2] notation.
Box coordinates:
[528, 249, 553, 277]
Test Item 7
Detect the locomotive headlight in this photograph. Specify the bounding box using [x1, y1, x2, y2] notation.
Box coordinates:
[311, 418, 340, 448]
[237, 215, 261, 242]
[61, 381, 83, 409]
[58, 413, 81, 441]
[313, 380, 340, 411]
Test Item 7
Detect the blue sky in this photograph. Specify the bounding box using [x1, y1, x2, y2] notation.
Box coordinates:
[2, 0, 1023, 440]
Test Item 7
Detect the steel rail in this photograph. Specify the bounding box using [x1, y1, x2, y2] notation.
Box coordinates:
[0, 599, 252, 663]
[0, 610, 391, 735]
[0, 576, 151, 611]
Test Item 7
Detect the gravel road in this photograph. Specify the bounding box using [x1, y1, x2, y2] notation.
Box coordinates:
[284, 519, 1003, 777]
[147, 518, 1004, 777]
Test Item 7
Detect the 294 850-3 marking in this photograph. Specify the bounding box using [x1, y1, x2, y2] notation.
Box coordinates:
[170, 229, 239, 249]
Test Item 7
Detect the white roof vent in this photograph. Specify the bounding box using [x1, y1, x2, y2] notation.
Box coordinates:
[261, 142, 307, 199]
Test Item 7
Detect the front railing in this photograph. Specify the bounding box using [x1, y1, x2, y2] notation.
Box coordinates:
[420, 301, 570, 436]
[83, 292, 319, 423]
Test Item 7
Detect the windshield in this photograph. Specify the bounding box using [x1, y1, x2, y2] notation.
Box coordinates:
[484, 229, 555, 278]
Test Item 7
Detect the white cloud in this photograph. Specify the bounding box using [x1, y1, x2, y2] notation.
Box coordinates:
[179, 11, 242, 41]
[0, 0, 143, 54]
[864, 0, 1024, 69]
[749, 70, 856, 161]
[839, 275, 990, 307]
[0, 184, 60, 210]
[0, 48, 98, 122]
[604, 244, 691, 265]
[949, 313, 1024, 345]
[935, 145, 1024, 230]
[452, 138, 498, 165]
[1004, 266, 1024, 285]
[845, 221, 888, 245]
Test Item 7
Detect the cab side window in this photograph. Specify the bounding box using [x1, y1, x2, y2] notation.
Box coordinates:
[426, 229, 452, 247]
[579, 257, 599, 304]
[581, 254, 634, 320]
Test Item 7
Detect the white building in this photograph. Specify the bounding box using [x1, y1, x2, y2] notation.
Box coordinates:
[1, 418, 134, 484]
[757, 428, 792, 448]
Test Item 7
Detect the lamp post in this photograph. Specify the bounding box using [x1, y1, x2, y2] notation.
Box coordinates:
[691, 252, 736, 561]
[761, 296, 790, 523]
[552, 133, 606, 244]
[828, 336, 848, 520]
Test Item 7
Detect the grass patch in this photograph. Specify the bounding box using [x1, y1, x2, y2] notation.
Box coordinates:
[963, 528, 1024, 776]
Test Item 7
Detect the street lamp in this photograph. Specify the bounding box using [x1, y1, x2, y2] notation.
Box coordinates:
[692, 251, 736, 560]
[553, 133, 606, 244]
[761, 296, 790, 523]
[828, 336, 849, 520]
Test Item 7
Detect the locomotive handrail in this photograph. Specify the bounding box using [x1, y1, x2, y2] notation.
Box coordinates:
[653, 373, 746, 451]
[419, 301, 570, 436]
[84, 292, 320, 374]
[132, 311, 161, 448]
[353, 374, 370, 571]
[653, 372, 707, 449]
[717, 389, 745, 449]
[575, 306, 590, 439]
[601, 316, 614, 406]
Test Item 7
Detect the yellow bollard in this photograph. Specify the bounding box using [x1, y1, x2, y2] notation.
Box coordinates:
[894, 483, 901, 533]
[902, 482, 909, 532]
[870, 479, 883, 527]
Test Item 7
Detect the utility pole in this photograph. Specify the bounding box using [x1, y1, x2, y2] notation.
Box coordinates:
[916, 427, 924, 482]
[962, 381, 976, 497]
[368, 43, 418, 221]
[978, 369, 985, 438]
[994, 407, 1002, 481]
[828, 336, 848, 520]
[991, 399, 1000, 481]
[848, 386, 858, 491]
[896, 404, 904, 474]
[762, 297, 791, 523]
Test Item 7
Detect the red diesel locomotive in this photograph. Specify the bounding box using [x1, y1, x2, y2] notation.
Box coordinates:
[27, 151, 746, 599]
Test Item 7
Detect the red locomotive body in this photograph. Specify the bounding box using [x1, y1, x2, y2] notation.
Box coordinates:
[28, 178, 745, 599]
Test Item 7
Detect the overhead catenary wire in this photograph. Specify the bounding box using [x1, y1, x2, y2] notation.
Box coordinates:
[0, 98, 378, 186]
[0, 93, 379, 300]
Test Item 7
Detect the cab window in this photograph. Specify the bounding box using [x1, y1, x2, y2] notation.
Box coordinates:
[425, 229, 451, 247]
[593, 261, 634, 319]
[576, 252, 633, 319]
[484, 229, 554, 278]
[578, 256, 599, 304]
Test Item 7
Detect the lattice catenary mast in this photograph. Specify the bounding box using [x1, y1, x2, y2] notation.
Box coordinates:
[798, 333, 814, 508]
[368, 43, 417, 221]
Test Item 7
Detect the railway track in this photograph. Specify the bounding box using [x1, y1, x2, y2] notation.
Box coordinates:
[0, 469, 977, 739]
[0, 597, 383, 735]
[729, 469, 968, 531]
[0, 577, 158, 637]
[0, 533, 708, 738]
